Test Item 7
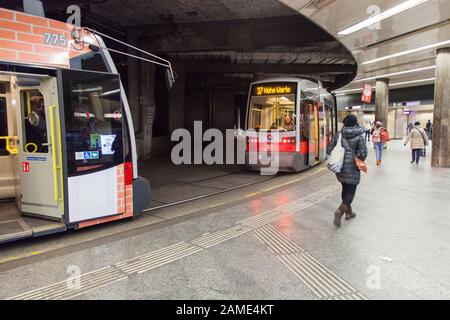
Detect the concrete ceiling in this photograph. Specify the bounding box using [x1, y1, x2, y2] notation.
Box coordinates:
[280, 0, 449, 94]
[1, 0, 359, 89]
[33, 0, 297, 25]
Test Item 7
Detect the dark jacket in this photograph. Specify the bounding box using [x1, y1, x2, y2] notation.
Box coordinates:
[327, 126, 368, 185]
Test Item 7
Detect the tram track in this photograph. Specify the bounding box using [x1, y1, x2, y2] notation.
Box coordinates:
[142, 171, 276, 213]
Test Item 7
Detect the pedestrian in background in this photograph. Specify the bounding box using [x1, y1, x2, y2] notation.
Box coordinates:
[327, 114, 368, 228]
[364, 121, 372, 142]
[371, 121, 388, 166]
[426, 120, 433, 140]
[404, 121, 429, 165]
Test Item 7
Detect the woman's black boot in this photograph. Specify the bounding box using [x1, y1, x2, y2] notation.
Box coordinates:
[334, 203, 347, 227]
[345, 205, 356, 220]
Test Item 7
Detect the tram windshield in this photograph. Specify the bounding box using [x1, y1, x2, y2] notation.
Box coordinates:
[248, 82, 297, 132]
[61, 70, 124, 176]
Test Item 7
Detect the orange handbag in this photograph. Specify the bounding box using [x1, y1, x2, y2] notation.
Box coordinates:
[355, 157, 368, 173]
[380, 128, 390, 142]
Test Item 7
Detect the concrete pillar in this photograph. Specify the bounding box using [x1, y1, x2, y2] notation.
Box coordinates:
[432, 48, 450, 168]
[126, 28, 141, 132]
[168, 61, 186, 133]
[139, 63, 156, 160]
[394, 108, 404, 139]
[356, 110, 364, 127]
[375, 78, 389, 126]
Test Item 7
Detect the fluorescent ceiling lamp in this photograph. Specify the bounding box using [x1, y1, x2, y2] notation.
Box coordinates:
[334, 88, 363, 94]
[72, 87, 103, 93]
[355, 65, 436, 82]
[338, 0, 431, 35]
[100, 89, 120, 97]
[334, 77, 436, 95]
[389, 77, 435, 87]
[362, 40, 450, 65]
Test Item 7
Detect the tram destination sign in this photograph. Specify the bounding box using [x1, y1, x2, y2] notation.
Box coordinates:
[252, 83, 297, 96]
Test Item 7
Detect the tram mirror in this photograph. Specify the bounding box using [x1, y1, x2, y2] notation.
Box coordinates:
[165, 69, 176, 90]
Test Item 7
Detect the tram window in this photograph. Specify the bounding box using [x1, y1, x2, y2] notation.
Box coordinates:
[249, 95, 296, 131]
[121, 105, 131, 162]
[0, 98, 8, 156]
[0, 83, 6, 94]
[324, 99, 333, 143]
[70, 52, 108, 73]
[300, 99, 310, 141]
[61, 70, 124, 176]
[20, 90, 48, 153]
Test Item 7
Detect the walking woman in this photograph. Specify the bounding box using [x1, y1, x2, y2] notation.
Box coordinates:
[371, 121, 385, 166]
[327, 114, 368, 227]
[404, 121, 429, 164]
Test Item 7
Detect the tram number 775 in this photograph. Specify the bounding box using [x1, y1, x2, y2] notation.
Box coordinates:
[43, 32, 68, 47]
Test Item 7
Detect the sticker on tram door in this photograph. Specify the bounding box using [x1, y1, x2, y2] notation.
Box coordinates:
[22, 162, 30, 173]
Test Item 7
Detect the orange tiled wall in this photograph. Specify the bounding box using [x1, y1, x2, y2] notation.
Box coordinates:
[0, 8, 92, 67]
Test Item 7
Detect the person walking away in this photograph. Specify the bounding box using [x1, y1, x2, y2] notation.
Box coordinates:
[371, 121, 386, 166]
[327, 114, 368, 227]
[426, 120, 433, 140]
[404, 121, 429, 165]
[364, 121, 372, 142]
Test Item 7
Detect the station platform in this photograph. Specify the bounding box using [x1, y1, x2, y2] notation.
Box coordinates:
[0, 140, 449, 300]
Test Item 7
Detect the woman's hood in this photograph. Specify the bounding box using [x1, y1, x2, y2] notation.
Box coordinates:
[341, 125, 365, 138]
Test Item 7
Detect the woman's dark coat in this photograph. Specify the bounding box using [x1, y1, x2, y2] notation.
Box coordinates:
[327, 126, 368, 185]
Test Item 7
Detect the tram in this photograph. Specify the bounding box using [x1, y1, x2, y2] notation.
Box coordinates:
[245, 78, 337, 172]
[0, 7, 174, 243]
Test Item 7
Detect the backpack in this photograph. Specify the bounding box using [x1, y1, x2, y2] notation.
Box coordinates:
[326, 133, 345, 173]
[380, 128, 390, 142]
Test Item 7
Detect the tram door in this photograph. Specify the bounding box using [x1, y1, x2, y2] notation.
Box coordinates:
[59, 69, 126, 224]
[17, 77, 64, 220]
[0, 78, 18, 200]
[317, 101, 325, 161]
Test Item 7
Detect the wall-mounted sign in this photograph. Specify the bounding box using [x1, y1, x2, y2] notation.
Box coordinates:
[361, 82, 373, 103]
[406, 101, 421, 107]
[394, 101, 421, 107]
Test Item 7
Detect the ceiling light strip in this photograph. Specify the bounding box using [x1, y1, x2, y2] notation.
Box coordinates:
[355, 65, 436, 82]
[334, 77, 436, 95]
[362, 40, 450, 65]
[338, 0, 431, 36]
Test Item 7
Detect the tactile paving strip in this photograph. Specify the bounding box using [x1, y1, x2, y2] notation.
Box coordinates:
[255, 225, 367, 300]
[9, 266, 127, 300]
[115, 242, 203, 274]
[8, 184, 351, 300]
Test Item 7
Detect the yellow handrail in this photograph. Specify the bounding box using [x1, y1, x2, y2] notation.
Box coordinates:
[56, 106, 65, 209]
[48, 105, 62, 203]
[0, 136, 19, 155]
